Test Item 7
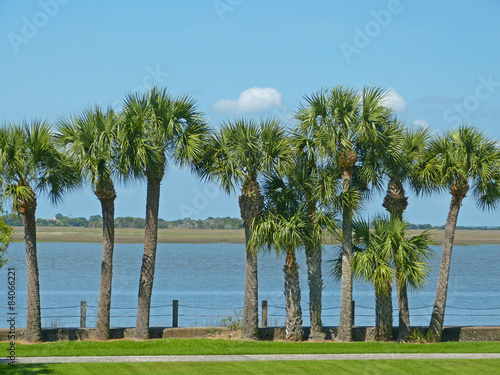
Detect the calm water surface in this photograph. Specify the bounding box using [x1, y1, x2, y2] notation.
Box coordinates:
[1, 242, 499, 328]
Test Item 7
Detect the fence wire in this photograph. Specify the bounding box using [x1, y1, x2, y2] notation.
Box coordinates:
[2, 301, 499, 328]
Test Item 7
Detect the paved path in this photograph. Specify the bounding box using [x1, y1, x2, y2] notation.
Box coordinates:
[9, 353, 500, 364]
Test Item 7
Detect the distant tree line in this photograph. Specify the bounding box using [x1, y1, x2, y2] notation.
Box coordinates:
[3, 212, 497, 231]
[405, 223, 500, 230]
[1, 213, 243, 230]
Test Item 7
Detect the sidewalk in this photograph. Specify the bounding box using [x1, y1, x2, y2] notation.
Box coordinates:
[9, 353, 500, 364]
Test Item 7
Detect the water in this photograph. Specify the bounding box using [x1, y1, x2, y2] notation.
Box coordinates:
[0, 242, 499, 329]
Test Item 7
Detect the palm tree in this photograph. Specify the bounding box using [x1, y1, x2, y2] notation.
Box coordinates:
[57, 107, 119, 340]
[380, 124, 432, 341]
[296, 86, 393, 341]
[333, 217, 434, 341]
[120, 87, 208, 339]
[279, 134, 340, 340]
[250, 171, 337, 341]
[251, 211, 305, 341]
[195, 118, 293, 339]
[0, 121, 78, 342]
[426, 125, 500, 341]
[352, 218, 394, 341]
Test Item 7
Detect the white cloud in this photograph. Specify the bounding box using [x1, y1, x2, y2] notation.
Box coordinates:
[382, 88, 407, 112]
[212, 87, 283, 114]
[413, 119, 429, 128]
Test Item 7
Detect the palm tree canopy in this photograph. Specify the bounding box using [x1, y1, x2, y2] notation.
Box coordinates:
[0, 121, 79, 211]
[331, 216, 434, 293]
[195, 118, 293, 194]
[57, 106, 118, 188]
[119, 86, 209, 181]
[394, 125, 431, 184]
[249, 169, 338, 256]
[296, 86, 393, 168]
[419, 125, 500, 209]
[350, 217, 395, 294]
[295, 85, 399, 205]
[291, 133, 341, 206]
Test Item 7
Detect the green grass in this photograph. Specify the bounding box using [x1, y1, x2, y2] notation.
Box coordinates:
[10, 340, 500, 374]
[15, 339, 500, 357]
[9, 360, 500, 374]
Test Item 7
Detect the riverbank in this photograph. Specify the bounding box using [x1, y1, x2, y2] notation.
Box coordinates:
[9, 227, 500, 245]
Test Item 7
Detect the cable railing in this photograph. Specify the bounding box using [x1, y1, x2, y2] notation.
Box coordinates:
[1, 301, 500, 329]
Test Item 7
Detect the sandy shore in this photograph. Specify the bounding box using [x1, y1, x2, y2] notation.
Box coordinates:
[9, 226, 500, 246]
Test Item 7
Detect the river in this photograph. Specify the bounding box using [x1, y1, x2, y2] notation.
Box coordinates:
[0, 242, 499, 329]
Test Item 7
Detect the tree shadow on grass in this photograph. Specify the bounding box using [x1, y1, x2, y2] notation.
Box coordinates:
[4, 364, 55, 374]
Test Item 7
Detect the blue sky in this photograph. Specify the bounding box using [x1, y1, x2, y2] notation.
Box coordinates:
[1, 0, 500, 226]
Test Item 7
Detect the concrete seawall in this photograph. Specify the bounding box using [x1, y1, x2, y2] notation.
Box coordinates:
[1, 326, 500, 342]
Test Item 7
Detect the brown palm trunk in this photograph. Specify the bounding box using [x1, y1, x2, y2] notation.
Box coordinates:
[135, 176, 161, 339]
[305, 241, 324, 340]
[239, 179, 263, 340]
[383, 178, 410, 342]
[284, 250, 303, 341]
[382, 179, 408, 217]
[95, 181, 116, 340]
[395, 272, 410, 342]
[338, 168, 354, 342]
[305, 204, 324, 340]
[22, 198, 42, 342]
[429, 190, 464, 341]
[375, 282, 393, 341]
[242, 225, 259, 339]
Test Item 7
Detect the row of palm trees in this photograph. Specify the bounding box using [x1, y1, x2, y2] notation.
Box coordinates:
[1, 85, 499, 343]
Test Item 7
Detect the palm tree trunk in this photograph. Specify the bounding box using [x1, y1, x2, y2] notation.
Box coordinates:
[383, 179, 410, 342]
[338, 169, 353, 342]
[375, 283, 393, 341]
[239, 179, 263, 340]
[284, 250, 303, 341]
[22, 200, 42, 342]
[305, 242, 324, 340]
[429, 192, 463, 341]
[135, 176, 161, 339]
[96, 195, 116, 340]
[382, 179, 408, 216]
[242, 225, 259, 339]
[395, 273, 410, 342]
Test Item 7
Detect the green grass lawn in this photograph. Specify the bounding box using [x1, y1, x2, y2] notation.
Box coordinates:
[15, 339, 500, 357]
[8, 340, 500, 374]
[9, 360, 500, 375]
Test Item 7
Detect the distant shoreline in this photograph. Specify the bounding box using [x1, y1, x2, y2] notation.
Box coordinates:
[9, 227, 500, 246]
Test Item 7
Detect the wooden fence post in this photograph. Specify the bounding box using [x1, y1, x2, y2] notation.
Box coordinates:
[80, 301, 86, 328]
[261, 300, 268, 328]
[172, 300, 178, 328]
